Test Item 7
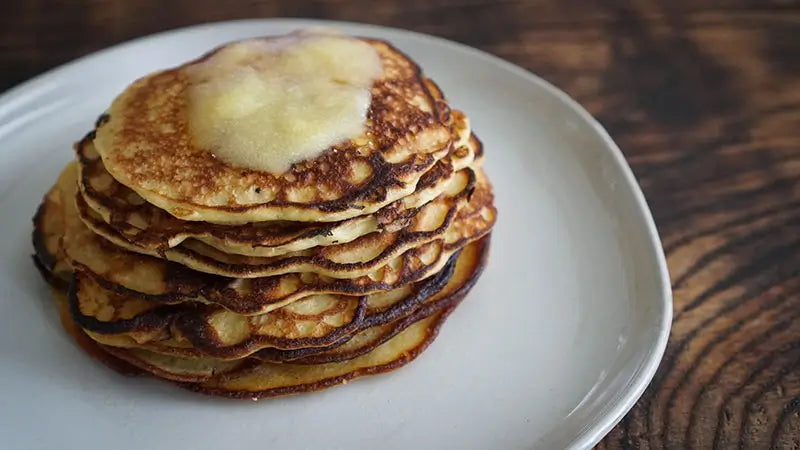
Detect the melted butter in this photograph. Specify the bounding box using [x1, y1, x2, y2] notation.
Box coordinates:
[185, 31, 383, 174]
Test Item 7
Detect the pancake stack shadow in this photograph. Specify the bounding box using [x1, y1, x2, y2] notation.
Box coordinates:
[32, 34, 496, 399]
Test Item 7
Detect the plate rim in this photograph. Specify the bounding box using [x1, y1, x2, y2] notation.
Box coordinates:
[0, 18, 672, 449]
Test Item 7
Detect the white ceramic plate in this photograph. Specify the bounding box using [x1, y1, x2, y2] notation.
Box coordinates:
[0, 19, 671, 449]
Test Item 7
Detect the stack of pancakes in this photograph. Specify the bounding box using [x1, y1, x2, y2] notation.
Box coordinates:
[32, 34, 496, 399]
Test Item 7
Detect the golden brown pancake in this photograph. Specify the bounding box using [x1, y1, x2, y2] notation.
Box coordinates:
[89, 237, 486, 392]
[32, 191, 70, 291]
[77, 165, 484, 277]
[252, 236, 487, 364]
[68, 236, 485, 360]
[32, 225, 143, 376]
[53, 290, 144, 377]
[77, 167, 492, 279]
[93, 38, 455, 224]
[105, 307, 451, 387]
[183, 307, 456, 399]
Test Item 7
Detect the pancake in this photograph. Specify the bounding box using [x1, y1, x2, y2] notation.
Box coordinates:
[32, 224, 143, 376]
[77, 164, 482, 278]
[76, 112, 477, 258]
[46, 255, 469, 394]
[54, 164, 494, 314]
[55, 278, 457, 393]
[253, 235, 487, 364]
[52, 289, 144, 377]
[69, 258, 449, 357]
[70, 236, 485, 360]
[93, 36, 455, 224]
[76, 166, 486, 279]
[100, 345, 253, 383]
[101, 306, 452, 390]
[32, 186, 71, 290]
[72, 271, 370, 355]
[91, 238, 486, 386]
[184, 306, 456, 398]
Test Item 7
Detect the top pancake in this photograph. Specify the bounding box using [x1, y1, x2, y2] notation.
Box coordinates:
[93, 36, 454, 224]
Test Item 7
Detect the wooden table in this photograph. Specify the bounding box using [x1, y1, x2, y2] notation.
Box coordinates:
[2, 1, 798, 448]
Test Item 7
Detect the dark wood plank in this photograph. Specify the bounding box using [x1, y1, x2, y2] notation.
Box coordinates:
[1, 0, 795, 91]
[2, 1, 799, 448]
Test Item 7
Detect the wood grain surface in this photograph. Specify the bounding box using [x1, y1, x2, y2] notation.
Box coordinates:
[2, 0, 798, 448]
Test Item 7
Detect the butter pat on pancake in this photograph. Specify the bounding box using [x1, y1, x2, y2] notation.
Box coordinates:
[186, 31, 382, 174]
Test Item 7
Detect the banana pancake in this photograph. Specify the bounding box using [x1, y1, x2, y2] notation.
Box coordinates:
[54, 164, 494, 314]
[77, 112, 478, 258]
[93, 33, 455, 224]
